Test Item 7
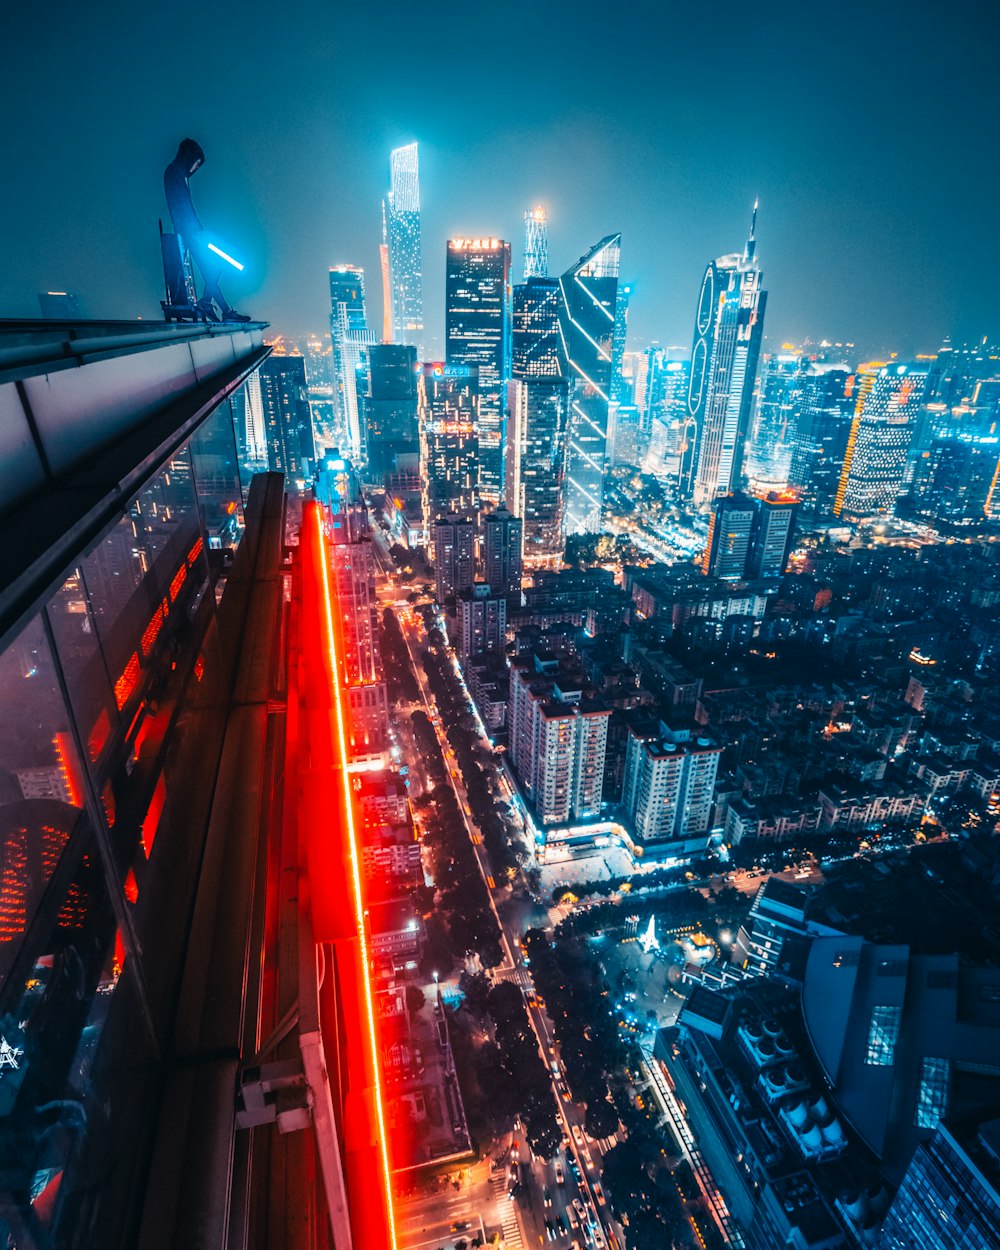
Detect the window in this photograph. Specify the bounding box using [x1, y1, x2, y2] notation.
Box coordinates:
[865, 1004, 902, 1065]
[914, 1056, 950, 1128]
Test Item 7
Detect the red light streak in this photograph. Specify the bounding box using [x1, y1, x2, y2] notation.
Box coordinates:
[299, 501, 397, 1248]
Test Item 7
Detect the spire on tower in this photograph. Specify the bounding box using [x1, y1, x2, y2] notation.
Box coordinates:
[745, 198, 759, 263]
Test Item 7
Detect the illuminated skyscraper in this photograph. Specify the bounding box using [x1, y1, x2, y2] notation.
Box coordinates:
[419, 362, 480, 519]
[702, 492, 757, 579]
[508, 277, 570, 563]
[684, 206, 767, 507]
[834, 364, 929, 520]
[360, 343, 418, 482]
[559, 234, 621, 534]
[329, 266, 376, 459]
[315, 451, 389, 764]
[382, 142, 424, 354]
[786, 365, 853, 516]
[746, 353, 802, 489]
[258, 355, 315, 481]
[523, 206, 549, 280]
[610, 283, 631, 404]
[445, 237, 511, 504]
[242, 368, 268, 465]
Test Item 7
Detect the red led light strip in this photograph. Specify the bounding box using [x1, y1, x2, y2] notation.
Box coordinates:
[301, 501, 397, 1248]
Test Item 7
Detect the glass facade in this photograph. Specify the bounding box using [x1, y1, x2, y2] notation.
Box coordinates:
[865, 1004, 902, 1065]
[559, 235, 621, 534]
[0, 391, 249, 1245]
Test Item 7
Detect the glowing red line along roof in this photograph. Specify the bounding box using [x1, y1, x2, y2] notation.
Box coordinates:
[299, 500, 397, 1249]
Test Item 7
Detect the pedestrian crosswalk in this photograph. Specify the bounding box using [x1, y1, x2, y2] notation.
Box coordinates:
[498, 1198, 523, 1248]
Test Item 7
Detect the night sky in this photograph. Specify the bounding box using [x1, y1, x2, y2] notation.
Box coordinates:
[3, 1, 998, 358]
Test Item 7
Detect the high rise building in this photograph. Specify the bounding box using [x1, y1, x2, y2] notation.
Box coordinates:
[685, 207, 767, 507]
[702, 490, 797, 580]
[622, 722, 721, 851]
[610, 283, 631, 405]
[643, 355, 691, 483]
[457, 583, 507, 662]
[432, 512, 475, 602]
[508, 652, 611, 827]
[445, 237, 511, 504]
[523, 206, 548, 280]
[746, 353, 803, 490]
[748, 491, 797, 578]
[834, 364, 929, 520]
[702, 492, 757, 579]
[360, 343, 418, 483]
[559, 235, 621, 534]
[419, 362, 480, 519]
[508, 277, 571, 563]
[878, 1116, 1000, 1250]
[382, 142, 424, 354]
[482, 505, 523, 599]
[316, 451, 389, 764]
[258, 355, 315, 480]
[787, 365, 854, 515]
[903, 436, 1000, 530]
[329, 266, 376, 459]
[242, 368, 268, 466]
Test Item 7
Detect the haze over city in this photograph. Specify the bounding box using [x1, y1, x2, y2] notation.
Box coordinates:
[3, 0, 999, 354]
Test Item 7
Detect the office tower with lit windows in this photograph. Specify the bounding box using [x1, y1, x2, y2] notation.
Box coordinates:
[834, 364, 929, 520]
[786, 365, 854, 515]
[523, 207, 549, 280]
[445, 237, 511, 504]
[643, 355, 691, 482]
[258, 354, 315, 480]
[684, 207, 767, 507]
[903, 436, 1000, 530]
[242, 368, 268, 466]
[316, 451, 388, 764]
[432, 512, 475, 602]
[382, 142, 424, 354]
[746, 353, 803, 489]
[559, 234, 621, 533]
[482, 505, 523, 600]
[702, 491, 757, 579]
[623, 722, 721, 851]
[419, 362, 480, 519]
[508, 276, 571, 562]
[360, 342, 418, 483]
[748, 491, 797, 577]
[610, 283, 631, 404]
[508, 651, 611, 827]
[329, 266, 376, 459]
[878, 1116, 1000, 1250]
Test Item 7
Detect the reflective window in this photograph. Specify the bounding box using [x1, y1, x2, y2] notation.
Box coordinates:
[190, 398, 246, 549]
[914, 1056, 950, 1128]
[865, 1004, 902, 1065]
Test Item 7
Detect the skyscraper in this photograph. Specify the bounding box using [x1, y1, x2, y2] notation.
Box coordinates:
[329, 266, 376, 459]
[258, 355, 315, 480]
[685, 206, 767, 507]
[316, 451, 389, 764]
[745, 352, 802, 490]
[523, 206, 549, 280]
[559, 234, 621, 534]
[482, 506, 523, 600]
[360, 343, 418, 483]
[786, 365, 854, 515]
[382, 142, 424, 354]
[834, 364, 929, 520]
[445, 237, 511, 504]
[419, 362, 480, 519]
[508, 652, 611, 827]
[508, 276, 571, 564]
[623, 722, 721, 850]
[748, 491, 797, 578]
[610, 283, 631, 404]
[432, 512, 475, 602]
[702, 492, 757, 579]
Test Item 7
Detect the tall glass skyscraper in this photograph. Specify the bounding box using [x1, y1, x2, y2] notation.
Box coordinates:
[508, 277, 570, 563]
[523, 207, 549, 280]
[419, 362, 480, 519]
[382, 143, 424, 355]
[684, 207, 767, 507]
[258, 355, 316, 481]
[558, 234, 621, 534]
[360, 343, 419, 483]
[834, 363, 929, 520]
[445, 237, 511, 505]
[329, 266, 375, 460]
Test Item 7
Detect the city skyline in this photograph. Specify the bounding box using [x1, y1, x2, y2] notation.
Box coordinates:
[3, 2, 999, 357]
